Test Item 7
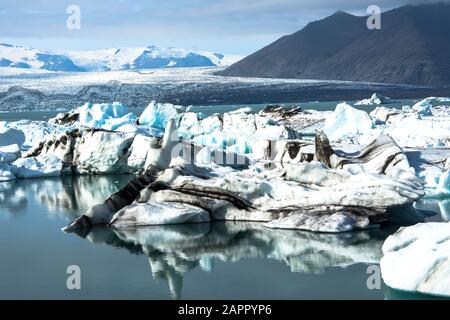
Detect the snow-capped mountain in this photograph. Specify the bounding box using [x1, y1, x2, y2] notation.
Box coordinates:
[0, 43, 242, 72]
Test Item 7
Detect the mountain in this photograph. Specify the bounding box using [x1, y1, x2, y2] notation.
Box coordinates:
[219, 2, 450, 86]
[0, 43, 242, 72]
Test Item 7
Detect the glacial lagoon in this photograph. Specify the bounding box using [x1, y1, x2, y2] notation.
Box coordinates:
[0, 174, 447, 300]
[2, 99, 450, 299]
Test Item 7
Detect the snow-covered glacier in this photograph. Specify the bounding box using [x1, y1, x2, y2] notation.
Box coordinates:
[0, 43, 242, 72]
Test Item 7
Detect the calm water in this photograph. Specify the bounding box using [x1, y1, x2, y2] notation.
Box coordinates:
[0, 175, 447, 300]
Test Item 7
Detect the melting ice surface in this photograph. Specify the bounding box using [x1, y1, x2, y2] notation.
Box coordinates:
[0, 175, 448, 300]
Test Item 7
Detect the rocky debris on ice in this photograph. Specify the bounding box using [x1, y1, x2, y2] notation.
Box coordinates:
[355, 93, 392, 106]
[381, 222, 450, 297]
[259, 105, 327, 135]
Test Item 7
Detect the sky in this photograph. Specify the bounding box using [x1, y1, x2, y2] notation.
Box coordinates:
[0, 0, 435, 55]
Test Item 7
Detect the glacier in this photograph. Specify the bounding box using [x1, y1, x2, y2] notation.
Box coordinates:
[0, 43, 242, 73]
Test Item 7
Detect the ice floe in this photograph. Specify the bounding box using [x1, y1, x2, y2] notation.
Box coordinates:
[355, 93, 392, 106]
[381, 222, 450, 297]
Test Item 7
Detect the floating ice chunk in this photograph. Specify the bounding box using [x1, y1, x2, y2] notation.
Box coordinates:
[323, 102, 374, 141]
[381, 222, 450, 297]
[12, 154, 63, 178]
[0, 150, 18, 163]
[0, 163, 15, 181]
[0, 144, 20, 158]
[0, 127, 25, 148]
[77, 102, 137, 131]
[178, 112, 203, 139]
[110, 202, 210, 228]
[10, 120, 51, 150]
[412, 99, 433, 116]
[127, 134, 159, 172]
[101, 113, 138, 131]
[199, 114, 221, 135]
[74, 130, 136, 174]
[369, 106, 401, 123]
[228, 107, 253, 114]
[139, 101, 185, 130]
[355, 93, 391, 105]
[226, 138, 250, 154]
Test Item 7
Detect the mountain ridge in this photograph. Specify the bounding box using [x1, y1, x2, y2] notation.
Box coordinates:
[219, 2, 450, 86]
[0, 43, 242, 72]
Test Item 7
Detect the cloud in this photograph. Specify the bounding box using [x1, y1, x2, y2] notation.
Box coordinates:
[0, 0, 438, 54]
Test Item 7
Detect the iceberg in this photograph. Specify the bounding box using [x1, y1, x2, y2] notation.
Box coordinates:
[77, 102, 138, 131]
[12, 154, 64, 178]
[64, 132, 424, 233]
[323, 102, 374, 141]
[381, 222, 450, 297]
[355, 93, 392, 106]
[110, 202, 210, 228]
[0, 127, 25, 149]
[411, 98, 433, 116]
[138, 101, 185, 130]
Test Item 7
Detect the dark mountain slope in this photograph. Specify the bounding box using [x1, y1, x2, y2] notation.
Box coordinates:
[219, 3, 450, 86]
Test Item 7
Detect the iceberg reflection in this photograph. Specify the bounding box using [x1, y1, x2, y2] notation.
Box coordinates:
[0, 175, 133, 218]
[70, 222, 391, 299]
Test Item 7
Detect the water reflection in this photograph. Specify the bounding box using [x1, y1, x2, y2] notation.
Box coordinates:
[70, 222, 391, 299]
[0, 175, 448, 299]
[0, 175, 133, 218]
